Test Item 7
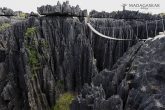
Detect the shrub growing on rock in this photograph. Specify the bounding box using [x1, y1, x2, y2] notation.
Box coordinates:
[25, 27, 36, 38]
[20, 13, 25, 18]
[0, 23, 10, 32]
[53, 92, 74, 110]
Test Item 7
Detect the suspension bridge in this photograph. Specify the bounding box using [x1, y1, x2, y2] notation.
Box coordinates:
[85, 17, 165, 41]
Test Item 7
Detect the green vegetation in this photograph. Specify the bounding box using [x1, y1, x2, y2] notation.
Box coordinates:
[38, 40, 50, 61]
[113, 11, 118, 14]
[25, 43, 40, 72]
[25, 27, 36, 38]
[25, 27, 50, 79]
[44, 53, 50, 61]
[25, 27, 40, 78]
[39, 40, 49, 48]
[159, 13, 165, 18]
[31, 73, 37, 79]
[148, 12, 152, 15]
[0, 23, 10, 32]
[36, 94, 41, 101]
[53, 93, 74, 110]
[20, 13, 26, 18]
[28, 49, 39, 67]
[44, 42, 49, 48]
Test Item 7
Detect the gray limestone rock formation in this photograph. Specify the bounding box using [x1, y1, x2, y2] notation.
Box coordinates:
[0, 7, 16, 16]
[0, 15, 98, 109]
[30, 12, 40, 18]
[70, 36, 165, 110]
[70, 42, 142, 110]
[37, 1, 88, 17]
[89, 10, 159, 20]
[1, 1, 165, 110]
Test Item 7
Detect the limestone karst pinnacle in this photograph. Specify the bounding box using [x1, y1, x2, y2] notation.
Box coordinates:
[0, 1, 165, 110]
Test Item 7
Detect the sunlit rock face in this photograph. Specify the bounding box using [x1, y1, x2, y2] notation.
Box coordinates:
[0, 7, 16, 16]
[37, 1, 87, 17]
[1, 1, 165, 110]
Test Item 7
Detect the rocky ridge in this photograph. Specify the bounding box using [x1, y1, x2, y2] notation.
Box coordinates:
[37, 1, 87, 17]
[89, 10, 165, 19]
[70, 35, 165, 110]
[0, 7, 17, 16]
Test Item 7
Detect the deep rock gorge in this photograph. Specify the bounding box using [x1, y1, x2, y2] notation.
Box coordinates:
[0, 1, 165, 110]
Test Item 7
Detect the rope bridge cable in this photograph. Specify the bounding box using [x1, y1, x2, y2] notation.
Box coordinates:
[89, 20, 136, 38]
[88, 18, 165, 29]
[88, 21, 132, 29]
[87, 22, 151, 41]
[87, 18, 165, 41]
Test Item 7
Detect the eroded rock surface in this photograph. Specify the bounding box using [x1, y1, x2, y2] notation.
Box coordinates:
[37, 1, 88, 17]
[70, 36, 165, 110]
[1, 1, 165, 110]
[0, 7, 16, 16]
[89, 10, 164, 20]
[0, 15, 98, 109]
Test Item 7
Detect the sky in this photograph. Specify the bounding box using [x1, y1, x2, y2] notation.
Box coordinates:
[0, 0, 165, 14]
